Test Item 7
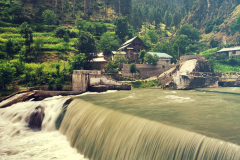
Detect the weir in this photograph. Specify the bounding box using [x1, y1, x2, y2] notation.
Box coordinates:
[59, 99, 240, 160]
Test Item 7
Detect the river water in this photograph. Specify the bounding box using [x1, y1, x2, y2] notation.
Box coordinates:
[1, 88, 240, 159]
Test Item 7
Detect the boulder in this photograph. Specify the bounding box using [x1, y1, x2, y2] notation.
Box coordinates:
[28, 105, 45, 130]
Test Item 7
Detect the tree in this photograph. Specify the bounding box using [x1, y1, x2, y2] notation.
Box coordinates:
[129, 63, 136, 81]
[173, 34, 190, 56]
[139, 50, 146, 64]
[4, 39, 21, 59]
[172, 12, 181, 29]
[68, 53, 86, 72]
[115, 16, 128, 43]
[0, 60, 16, 90]
[147, 30, 159, 44]
[98, 32, 120, 57]
[42, 9, 55, 29]
[144, 53, 158, 66]
[20, 22, 34, 62]
[75, 32, 95, 69]
[164, 11, 172, 28]
[177, 24, 200, 42]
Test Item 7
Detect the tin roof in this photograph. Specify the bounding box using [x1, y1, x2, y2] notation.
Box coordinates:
[217, 46, 240, 52]
[148, 52, 173, 58]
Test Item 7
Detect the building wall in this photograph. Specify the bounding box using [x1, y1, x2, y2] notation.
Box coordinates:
[72, 70, 101, 91]
[122, 63, 174, 79]
[127, 38, 148, 52]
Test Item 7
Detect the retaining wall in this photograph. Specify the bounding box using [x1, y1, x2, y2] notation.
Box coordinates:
[122, 64, 174, 79]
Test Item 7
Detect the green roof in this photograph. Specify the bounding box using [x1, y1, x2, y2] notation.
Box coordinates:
[148, 52, 173, 58]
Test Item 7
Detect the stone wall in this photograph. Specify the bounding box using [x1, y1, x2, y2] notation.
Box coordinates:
[179, 55, 203, 63]
[122, 63, 174, 79]
[72, 70, 101, 92]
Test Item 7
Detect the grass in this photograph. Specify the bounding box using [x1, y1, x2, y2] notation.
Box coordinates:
[213, 62, 240, 72]
[0, 27, 19, 33]
[199, 48, 218, 58]
[131, 80, 161, 88]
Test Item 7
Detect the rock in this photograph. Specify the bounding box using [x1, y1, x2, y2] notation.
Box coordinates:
[158, 57, 219, 90]
[28, 105, 45, 130]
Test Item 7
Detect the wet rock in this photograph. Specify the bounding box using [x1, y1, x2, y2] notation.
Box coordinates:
[28, 105, 45, 130]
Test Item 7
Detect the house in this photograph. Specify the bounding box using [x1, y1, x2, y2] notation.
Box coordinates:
[148, 52, 173, 64]
[217, 46, 240, 59]
[118, 36, 148, 61]
[91, 52, 108, 70]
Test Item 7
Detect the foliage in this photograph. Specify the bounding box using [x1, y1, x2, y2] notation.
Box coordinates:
[177, 23, 200, 42]
[106, 59, 119, 73]
[147, 30, 159, 44]
[115, 16, 128, 42]
[139, 50, 146, 64]
[144, 53, 158, 66]
[0, 60, 16, 90]
[131, 80, 161, 88]
[209, 39, 219, 48]
[75, 31, 95, 63]
[76, 20, 107, 37]
[97, 32, 120, 56]
[173, 34, 190, 56]
[129, 63, 137, 80]
[230, 15, 240, 35]
[68, 53, 86, 72]
[42, 10, 55, 28]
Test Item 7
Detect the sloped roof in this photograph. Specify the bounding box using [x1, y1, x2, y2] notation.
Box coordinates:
[118, 36, 148, 51]
[217, 46, 240, 52]
[92, 57, 107, 62]
[121, 36, 138, 46]
[148, 52, 173, 58]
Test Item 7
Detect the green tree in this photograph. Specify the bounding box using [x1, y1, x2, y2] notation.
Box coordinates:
[129, 63, 137, 81]
[139, 50, 146, 64]
[68, 53, 86, 72]
[98, 32, 120, 57]
[177, 24, 200, 42]
[173, 34, 190, 56]
[172, 12, 181, 29]
[42, 9, 55, 29]
[0, 60, 16, 90]
[75, 31, 95, 68]
[20, 22, 34, 62]
[4, 39, 20, 59]
[115, 16, 128, 42]
[144, 53, 158, 66]
[147, 30, 159, 44]
[164, 11, 172, 28]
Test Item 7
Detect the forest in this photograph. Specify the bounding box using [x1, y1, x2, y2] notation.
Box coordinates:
[1, 0, 240, 96]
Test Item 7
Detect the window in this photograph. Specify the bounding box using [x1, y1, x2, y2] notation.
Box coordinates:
[133, 43, 135, 46]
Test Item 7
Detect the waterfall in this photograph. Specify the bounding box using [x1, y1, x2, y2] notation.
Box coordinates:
[60, 99, 240, 160]
[0, 96, 87, 160]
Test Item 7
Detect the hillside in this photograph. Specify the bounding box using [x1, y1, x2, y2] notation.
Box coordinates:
[1, 0, 240, 95]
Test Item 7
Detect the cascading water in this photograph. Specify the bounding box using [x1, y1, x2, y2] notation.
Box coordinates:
[60, 99, 240, 160]
[0, 95, 87, 160]
[1, 89, 240, 160]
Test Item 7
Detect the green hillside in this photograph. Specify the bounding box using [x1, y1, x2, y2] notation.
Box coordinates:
[1, 0, 240, 95]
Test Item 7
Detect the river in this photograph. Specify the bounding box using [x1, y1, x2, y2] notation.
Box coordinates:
[1, 88, 240, 159]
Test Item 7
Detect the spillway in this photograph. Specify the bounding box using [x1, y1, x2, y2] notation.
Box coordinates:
[59, 99, 240, 160]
